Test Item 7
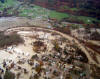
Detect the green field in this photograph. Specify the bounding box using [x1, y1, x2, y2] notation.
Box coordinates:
[0, 0, 100, 24]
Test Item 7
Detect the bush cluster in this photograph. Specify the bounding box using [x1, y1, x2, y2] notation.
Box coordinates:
[4, 71, 15, 79]
[0, 32, 24, 48]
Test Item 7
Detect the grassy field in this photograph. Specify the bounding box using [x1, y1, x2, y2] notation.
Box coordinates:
[0, 0, 18, 8]
[0, 0, 100, 24]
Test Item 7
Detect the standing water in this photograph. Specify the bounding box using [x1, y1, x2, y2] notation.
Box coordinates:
[0, 0, 100, 79]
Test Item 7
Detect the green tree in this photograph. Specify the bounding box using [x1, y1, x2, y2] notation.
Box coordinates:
[4, 71, 15, 79]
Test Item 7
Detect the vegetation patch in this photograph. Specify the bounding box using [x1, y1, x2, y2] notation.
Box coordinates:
[49, 10, 69, 20]
[33, 41, 47, 53]
[91, 64, 100, 79]
[0, 32, 24, 48]
[53, 40, 61, 52]
[0, 0, 100, 24]
[90, 31, 100, 41]
[53, 27, 71, 35]
[4, 70, 15, 79]
[76, 48, 88, 63]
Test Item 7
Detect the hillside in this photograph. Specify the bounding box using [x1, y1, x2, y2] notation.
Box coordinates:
[19, 0, 100, 19]
[0, 0, 100, 24]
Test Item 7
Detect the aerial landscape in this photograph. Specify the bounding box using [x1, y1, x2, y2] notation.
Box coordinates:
[0, 0, 100, 79]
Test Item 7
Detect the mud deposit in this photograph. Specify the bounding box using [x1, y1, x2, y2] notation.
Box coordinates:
[0, 27, 92, 79]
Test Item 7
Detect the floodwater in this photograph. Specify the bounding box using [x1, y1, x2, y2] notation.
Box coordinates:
[0, 0, 100, 79]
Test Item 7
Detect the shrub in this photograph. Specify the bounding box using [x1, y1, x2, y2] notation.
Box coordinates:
[4, 71, 15, 79]
[33, 41, 46, 53]
[90, 31, 100, 41]
[53, 40, 61, 52]
[53, 27, 71, 35]
[0, 32, 24, 48]
[61, 17, 84, 24]
[91, 64, 100, 79]
[76, 48, 88, 63]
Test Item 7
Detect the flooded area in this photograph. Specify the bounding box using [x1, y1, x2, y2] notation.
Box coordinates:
[0, 0, 100, 79]
[0, 27, 92, 79]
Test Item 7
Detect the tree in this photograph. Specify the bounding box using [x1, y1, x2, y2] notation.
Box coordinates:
[4, 71, 15, 79]
[90, 31, 100, 40]
[48, 0, 55, 7]
[0, 0, 5, 3]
